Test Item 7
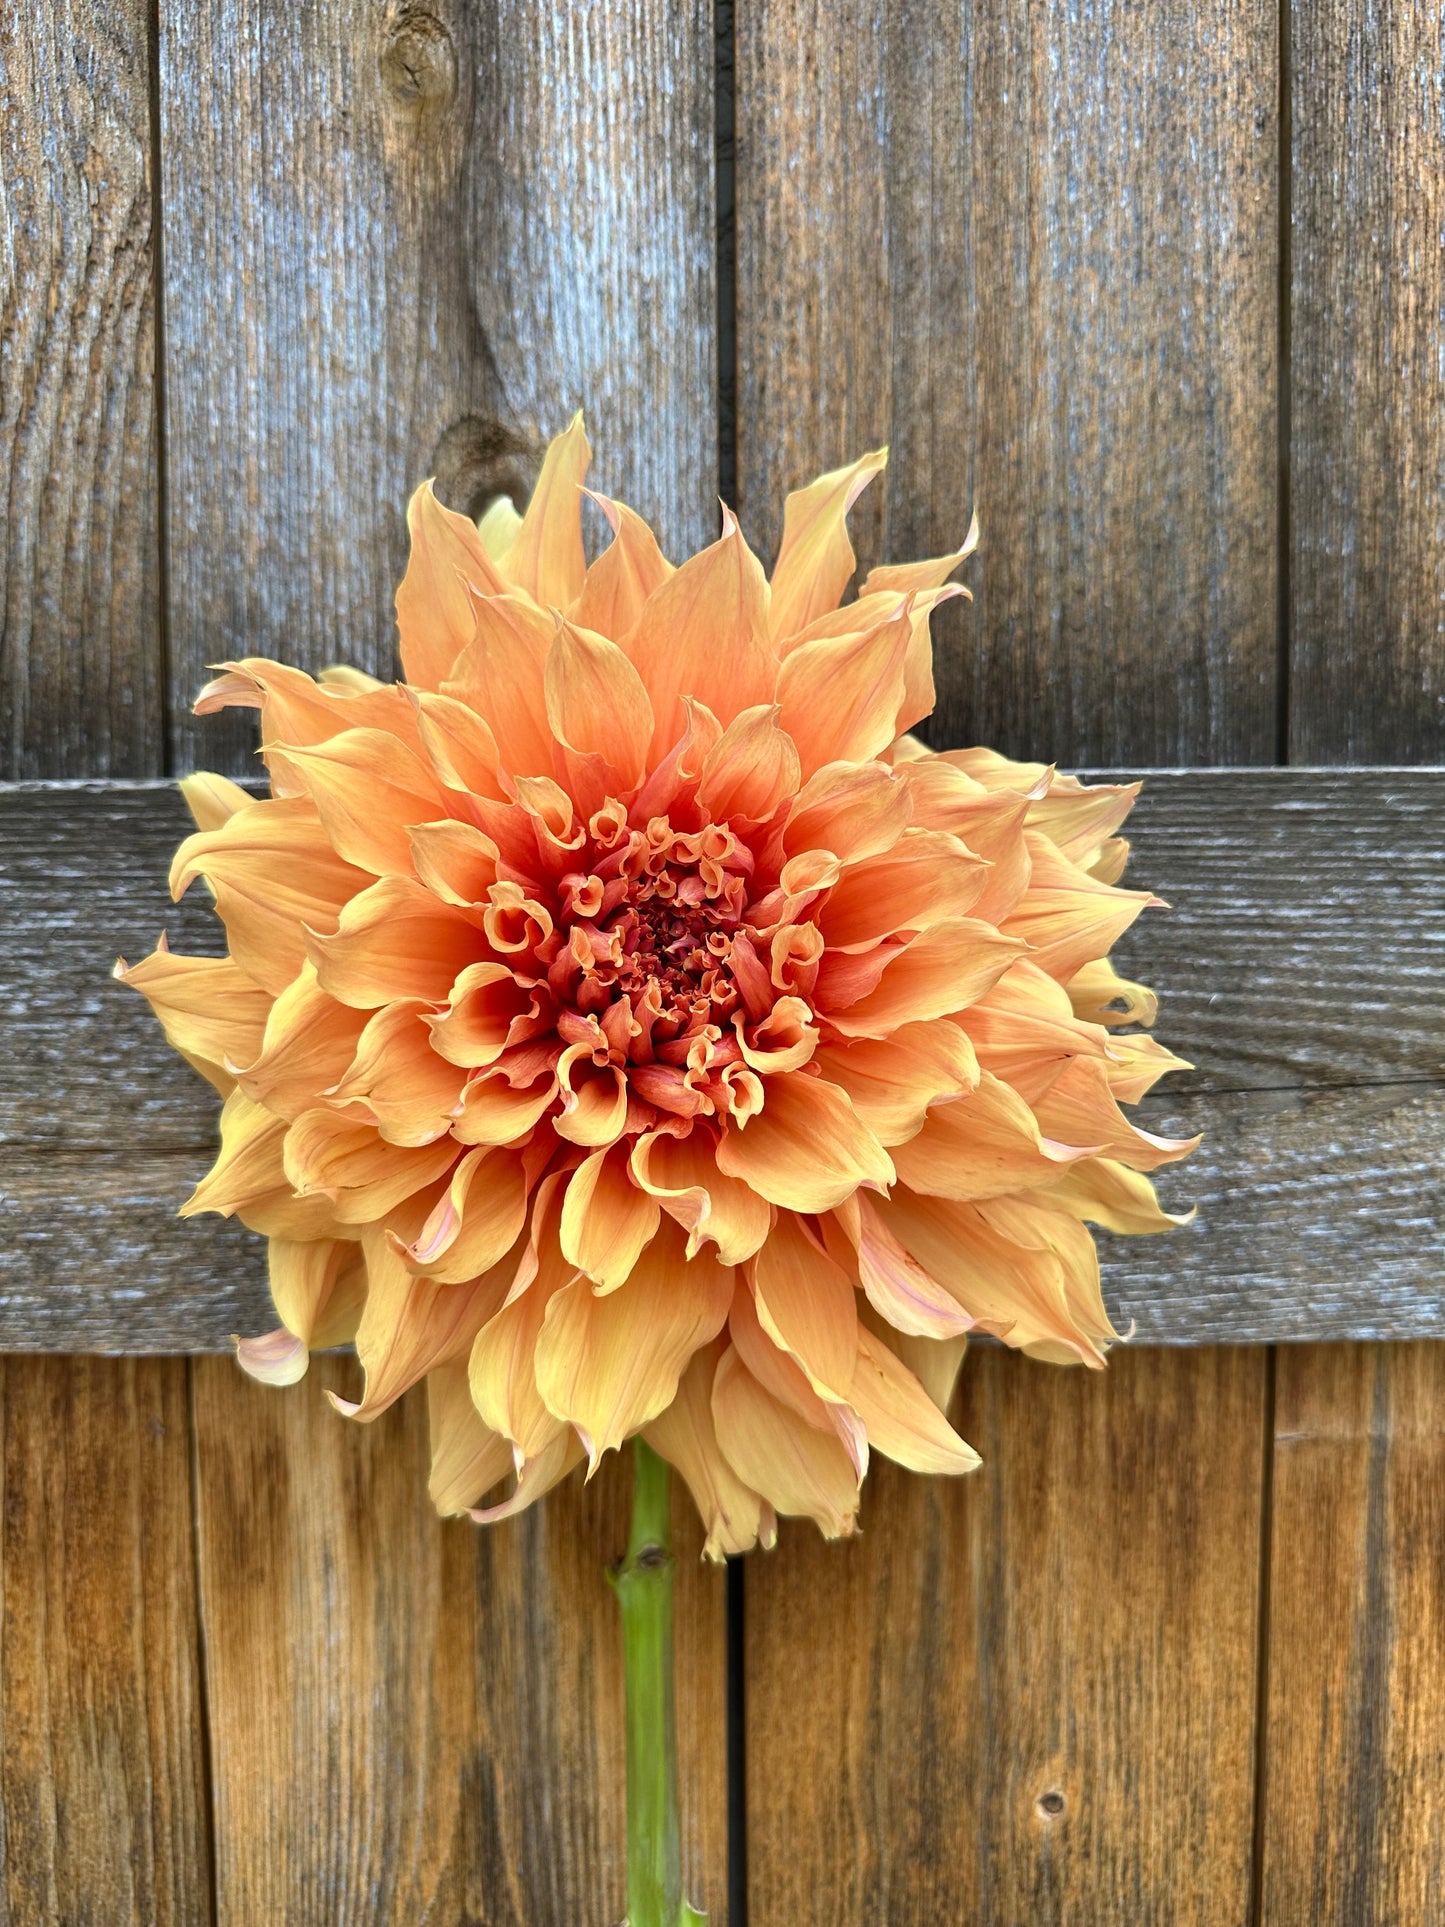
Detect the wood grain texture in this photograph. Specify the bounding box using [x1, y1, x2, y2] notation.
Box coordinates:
[0, 1, 162, 779]
[191, 1353, 727, 1926]
[159, 0, 716, 776]
[1290, 1, 1445, 762]
[745, 1345, 1267, 1925]
[2, 772, 1441, 1348]
[733, 0, 1279, 765]
[1259, 1343, 1445, 1924]
[0, 1356, 212, 1924]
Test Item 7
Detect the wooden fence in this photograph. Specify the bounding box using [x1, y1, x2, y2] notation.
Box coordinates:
[2, 1, 1443, 1921]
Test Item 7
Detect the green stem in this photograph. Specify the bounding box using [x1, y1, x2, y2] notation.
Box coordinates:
[609, 1439, 703, 1926]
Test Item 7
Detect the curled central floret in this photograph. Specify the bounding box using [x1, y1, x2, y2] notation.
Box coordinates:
[545, 816, 789, 1128]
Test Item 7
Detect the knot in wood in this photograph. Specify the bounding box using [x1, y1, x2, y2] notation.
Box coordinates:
[379, 8, 457, 117]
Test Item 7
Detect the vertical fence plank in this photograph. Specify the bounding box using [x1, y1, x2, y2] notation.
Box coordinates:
[734, 0, 1279, 766]
[0, 0, 161, 777]
[735, 2, 1277, 1914]
[0, 1358, 213, 1925]
[1259, 1344, 1445, 1923]
[191, 1356, 728, 1926]
[745, 1350, 1267, 1926]
[159, 0, 718, 774]
[1290, 1, 1445, 762]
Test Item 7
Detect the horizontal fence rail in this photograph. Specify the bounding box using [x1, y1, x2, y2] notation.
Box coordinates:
[2, 769, 1442, 1350]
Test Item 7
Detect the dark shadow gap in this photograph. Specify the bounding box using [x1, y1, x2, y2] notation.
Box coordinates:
[147, 0, 174, 781]
[1248, 1344, 1279, 1926]
[1275, 0, 1292, 767]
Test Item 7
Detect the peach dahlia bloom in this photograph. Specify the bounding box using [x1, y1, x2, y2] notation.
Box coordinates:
[119, 418, 1196, 1555]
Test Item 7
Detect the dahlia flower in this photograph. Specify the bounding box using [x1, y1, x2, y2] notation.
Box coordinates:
[119, 417, 1195, 1556]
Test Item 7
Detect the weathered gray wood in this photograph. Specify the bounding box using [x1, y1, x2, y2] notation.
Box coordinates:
[1290, 0, 1445, 763]
[1, 769, 1441, 1349]
[0, 1, 162, 779]
[734, 0, 1279, 766]
[158, 0, 717, 775]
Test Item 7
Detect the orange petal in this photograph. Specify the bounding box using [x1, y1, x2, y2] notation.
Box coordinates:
[629, 1126, 774, 1265]
[309, 876, 482, 1008]
[181, 1091, 290, 1220]
[887, 1329, 970, 1415]
[715, 1070, 893, 1212]
[896, 757, 1034, 924]
[1042, 1156, 1193, 1235]
[467, 1430, 586, 1523]
[268, 1236, 365, 1349]
[813, 1018, 979, 1146]
[408, 820, 502, 907]
[775, 603, 913, 775]
[545, 616, 655, 790]
[468, 1228, 574, 1465]
[1030, 1057, 1199, 1172]
[170, 797, 368, 995]
[395, 480, 507, 690]
[955, 958, 1111, 1104]
[861, 510, 979, 597]
[768, 447, 888, 642]
[554, 1044, 628, 1146]
[178, 770, 252, 830]
[426, 1360, 514, 1514]
[1027, 779, 1140, 865]
[332, 1224, 511, 1422]
[844, 1193, 976, 1338]
[1066, 956, 1160, 1028]
[559, 1141, 662, 1292]
[711, 1346, 859, 1538]
[817, 828, 988, 950]
[643, 1340, 769, 1559]
[535, 1221, 733, 1471]
[1001, 832, 1156, 983]
[750, 1211, 859, 1403]
[195, 657, 425, 776]
[818, 920, 1024, 1038]
[411, 690, 508, 801]
[399, 1143, 533, 1283]
[230, 961, 367, 1121]
[1101, 1031, 1193, 1101]
[889, 1069, 1090, 1202]
[872, 1186, 1113, 1364]
[695, 704, 802, 824]
[113, 947, 270, 1095]
[452, 1060, 561, 1145]
[328, 1000, 465, 1146]
[234, 1328, 309, 1386]
[282, 1107, 458, 1224]
[428, 962, 539, 1068]
[502, 412, 590, 608]
[444, 592, 558, 781]
[570, 491, 674, 638]
[782, 760, 912, 864]
[265, 730, 451, 878]
[848, 1325, 980, 1474]
[624, 509, 777, 760]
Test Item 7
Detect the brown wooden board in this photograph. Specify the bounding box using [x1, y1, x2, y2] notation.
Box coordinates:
[0, 2, 162, 779]
[0, 1356, 213, 1923]
[4, 771, 1440, 1348]
[157, 0, 717, 775]
[1289, 2, 1445, 763]
[745, 1345, 1268, 1925]
[190, 1352, 728, 1926]
[1258, 1343, 1445, 1923]
[733, 0, 1279, 768]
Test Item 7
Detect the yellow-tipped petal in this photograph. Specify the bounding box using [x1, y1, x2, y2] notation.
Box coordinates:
[503, 412, 590, 608]
[396, 479, 508, 690]
[715, 1071, 893, 1213]
[711, 1346, 860, 1538]
[559, 1141, 662, 1292]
